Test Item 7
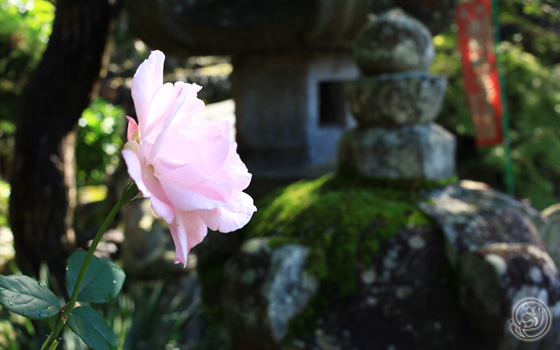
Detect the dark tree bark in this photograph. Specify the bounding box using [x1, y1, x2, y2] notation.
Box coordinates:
[9, 0, 120, 284]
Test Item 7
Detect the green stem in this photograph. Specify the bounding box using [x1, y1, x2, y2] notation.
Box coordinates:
[40, 183, 138, 350]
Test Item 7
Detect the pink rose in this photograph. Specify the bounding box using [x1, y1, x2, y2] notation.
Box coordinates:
[122, 50, 256, 266]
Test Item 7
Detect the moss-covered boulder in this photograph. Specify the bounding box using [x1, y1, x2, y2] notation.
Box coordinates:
[420, 182, 560, 349]
[197, 175, 560, 350]
[197, 174, 447, 348]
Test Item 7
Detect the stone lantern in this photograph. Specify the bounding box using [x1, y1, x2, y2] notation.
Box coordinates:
[129, 0, 368, 172]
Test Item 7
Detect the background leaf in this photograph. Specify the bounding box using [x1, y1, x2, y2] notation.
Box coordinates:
[0, 275, 59, 319]
[65, 251, 125, 303]
[67, 306, 117, 350]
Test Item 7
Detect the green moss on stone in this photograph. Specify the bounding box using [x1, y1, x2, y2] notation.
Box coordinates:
[243, 173, 438, 295]
[198, 172, 452, 338]
[239, 173, 444, 344]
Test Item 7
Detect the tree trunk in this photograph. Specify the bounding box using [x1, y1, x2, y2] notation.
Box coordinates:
[9, 0, 120, 285]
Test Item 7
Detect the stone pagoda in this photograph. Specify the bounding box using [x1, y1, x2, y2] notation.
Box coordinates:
[340, 8, 454, 181]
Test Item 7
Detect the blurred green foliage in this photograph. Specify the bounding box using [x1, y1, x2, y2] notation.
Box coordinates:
[431, 11, 560, 209]
[76, 99, 125, 187]
[0, 0, 54, 125]
[499, 0, 560, 64]
[0, 179, 9, 227]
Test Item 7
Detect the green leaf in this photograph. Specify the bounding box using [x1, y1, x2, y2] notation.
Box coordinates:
[0, 275, 60, 319]
[67, 307, 117, 350]
[48, 339, 60, 350]
[65, 251, 125, 303]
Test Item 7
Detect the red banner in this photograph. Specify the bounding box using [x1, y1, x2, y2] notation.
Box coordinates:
[456, 0, 503, 146]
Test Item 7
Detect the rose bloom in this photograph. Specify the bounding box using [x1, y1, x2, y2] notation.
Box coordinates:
[122, 50, 256, 266]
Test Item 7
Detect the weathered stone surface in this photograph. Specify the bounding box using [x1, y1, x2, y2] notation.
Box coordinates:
[370, 0, 457, 35]
[345, 72, 447, 127]
[198, 176, 560, 350]
[420, 182, 560, 349]
[459, 243, 560, 349]
[221, 238, 318, 350]
[129, 0, 367, 56]
[353, 8, 435, 75]
[541, 204, 560, 268]
[233, 52, 358, 170]
[419, 182, 547, 267]
[337, 123, 455, 180]
[301, 225, 490, 350]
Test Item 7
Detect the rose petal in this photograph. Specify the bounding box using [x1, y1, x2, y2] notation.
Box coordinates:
[197, 192, 256, 233]
[160, 179, 227, 211]
[213, 119, 233, 142]
[178, 210, 208, 251]
[131, 50, 165, 131]
[150, 195, 175, 224]
[153, 160, 233, 202]
[169, 215, 187, 267]
[142, 83, 180, 143]
[212, 142, 252, 193]
[122, 148, 151, 198]
[126, 116, 139, 142]
[156, 125, 229, 177]
[170, 210, 207, 267]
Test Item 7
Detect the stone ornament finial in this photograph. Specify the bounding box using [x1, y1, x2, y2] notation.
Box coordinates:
[340, 8, 456, 181]
[353, 8, 435, 75]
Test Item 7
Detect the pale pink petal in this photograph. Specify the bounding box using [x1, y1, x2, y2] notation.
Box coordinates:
[170, 211, 207, 267]
[169, 215, 187, 267]
[123, 145, 175, 211]
[126, 116, 139, 142]
[167, 83, 205, 127]
[157, 125, 229, 176]
[178, 210, 208, 251]
[150, 195, 175, 224]
[174, 81, 202, 98]
[141, 83, 180, 142]
[212, 119, 233, 142]
[159, 179, 227, 211]
[148, 91, 188, 160]
[213, 142, 252, 193]
[153, 160, 233, 202]
[131, 50, 165, 131]
[197, 192, 256, 233]
[122, 148, 151, 198]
